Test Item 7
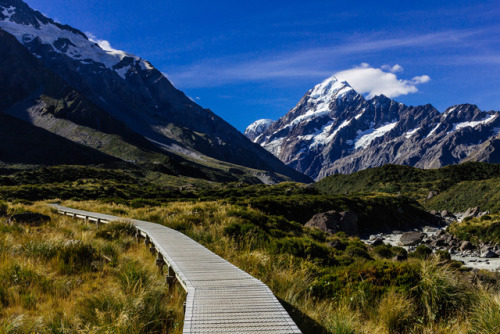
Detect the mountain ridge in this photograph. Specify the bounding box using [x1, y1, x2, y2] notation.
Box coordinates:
[0, 0, 310, 183]
[246, 76, 500, 180]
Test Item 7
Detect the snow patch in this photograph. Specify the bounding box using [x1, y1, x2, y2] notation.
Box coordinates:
[0, 14, 154, 80]
[1, 6, 15, 19]
[426, 123, 441, 138]
[451, 114, 497, 132]
[289, 76, 353, 127]
[354, 121, 398, 150]
[403, 127, 420, 139]
[263, 137, 284, 156]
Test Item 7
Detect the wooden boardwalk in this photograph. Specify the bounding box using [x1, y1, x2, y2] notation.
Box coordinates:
[50, 204, 302, 334]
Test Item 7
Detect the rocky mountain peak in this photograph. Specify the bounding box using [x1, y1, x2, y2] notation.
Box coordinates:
[247, 76, 500, 180]
[244, 119, 274, 141]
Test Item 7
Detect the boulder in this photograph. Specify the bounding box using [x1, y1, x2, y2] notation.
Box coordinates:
[8, 212, 51, 226]
[338, 211, 359, 236]
[305, 210, 359, 236]
[427, 191, 438, 199]
[399, 232, 425, 246]
[371, 238, 384, 247]
[464, 207, 480, 218]
[481, 250, 499, 259]
[435, 230, 445, 237]
[440, 210, 455, 218]
[460, 241, 474, 252]
[305, 211, 339, 234]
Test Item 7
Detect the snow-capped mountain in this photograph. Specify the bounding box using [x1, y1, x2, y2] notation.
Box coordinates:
[246, 76, 500, 180]
[0, 0, 309, 183]
[244, 119, 274, 141]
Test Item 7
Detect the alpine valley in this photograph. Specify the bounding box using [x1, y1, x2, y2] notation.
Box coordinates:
[0, 0, 310, 184]
[246, 76, 500, 180]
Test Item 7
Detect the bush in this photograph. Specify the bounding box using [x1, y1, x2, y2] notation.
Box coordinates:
[0, 201, 7, 216]
[414, 259, 472, 321]
[409, 245, 432, 260]
[57, 242, 98, 274]
[373, 244, 394, 259]
[345, 242, 372, 260]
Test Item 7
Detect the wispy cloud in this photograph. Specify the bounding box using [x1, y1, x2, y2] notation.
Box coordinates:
[167, 29, 483, 88]
[335, 63, 430, 98]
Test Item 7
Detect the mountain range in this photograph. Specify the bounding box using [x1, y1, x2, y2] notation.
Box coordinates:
[0, 0, 309, 184]
[246, 76, 500, 180]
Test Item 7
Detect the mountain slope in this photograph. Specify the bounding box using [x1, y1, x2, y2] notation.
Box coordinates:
[247, 76, 500, 180]
[0, 0, 309, 183]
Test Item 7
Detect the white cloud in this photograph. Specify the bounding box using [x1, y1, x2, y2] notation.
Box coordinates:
[381, 64, 403, 73]
[334, 64, 431, 98]
[86, 32, 120, 52]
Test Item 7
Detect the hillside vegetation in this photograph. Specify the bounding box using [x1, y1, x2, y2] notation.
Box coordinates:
[316, 162, 500, 213]
[0, 164, 499, 333]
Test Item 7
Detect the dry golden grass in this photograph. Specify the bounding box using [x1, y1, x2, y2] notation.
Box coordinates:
[2, 200, 497, 333]
[0, 202, 184, 333]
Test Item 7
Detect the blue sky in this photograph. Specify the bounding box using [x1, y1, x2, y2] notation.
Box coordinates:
[25, 0, 500, 132]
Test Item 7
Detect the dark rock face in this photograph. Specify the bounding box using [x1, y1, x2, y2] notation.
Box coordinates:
[9, 211, 50, 226]
[399, 232, 425, 246]
[305, 210, 359, 235]
[247, 76, 500, 180]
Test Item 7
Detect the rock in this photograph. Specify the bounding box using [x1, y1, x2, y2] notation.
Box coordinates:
[464, 207, 480, 218]
[481, 250, 498, 259]
[63, 240, 83, 248]
[327, 239, 346, 251]
[8, 212, 51, 226]
[371, 238, 384, 247]
[393, 254, 407, 261]
[440, 210, 455, 218]
[460, 241, 474, 252]
[495, 249, 500, 257]
[305, 210, 359, 236]
[435, 230, 445, 237]
[305, 211, 339, 234]
[399, 232, 425, 246]
[430, 210, 437, 215]
[338, 211, 359, 236]
[427, 191, 438, 199]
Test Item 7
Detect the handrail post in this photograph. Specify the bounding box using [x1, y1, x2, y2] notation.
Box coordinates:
[166, 265, 175, 289]
[156, 253, 165, 273]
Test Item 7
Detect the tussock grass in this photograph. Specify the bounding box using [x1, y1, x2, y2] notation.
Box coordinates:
[0, 201, 184, 333]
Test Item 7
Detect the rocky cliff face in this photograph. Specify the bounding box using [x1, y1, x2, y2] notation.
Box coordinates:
[0, 0, 309, 183]
[247, 76, 500, 180]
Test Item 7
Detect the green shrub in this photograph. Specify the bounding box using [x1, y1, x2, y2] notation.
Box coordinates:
[409, 245, 432, 260]
[414, 259, 472, 321]
[57, 242, 98, 274]
[345, 242, 372, 260]
[373, 244, 394, 259]
[0, 201, 7, 216]
[434, 250, 451, 260]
